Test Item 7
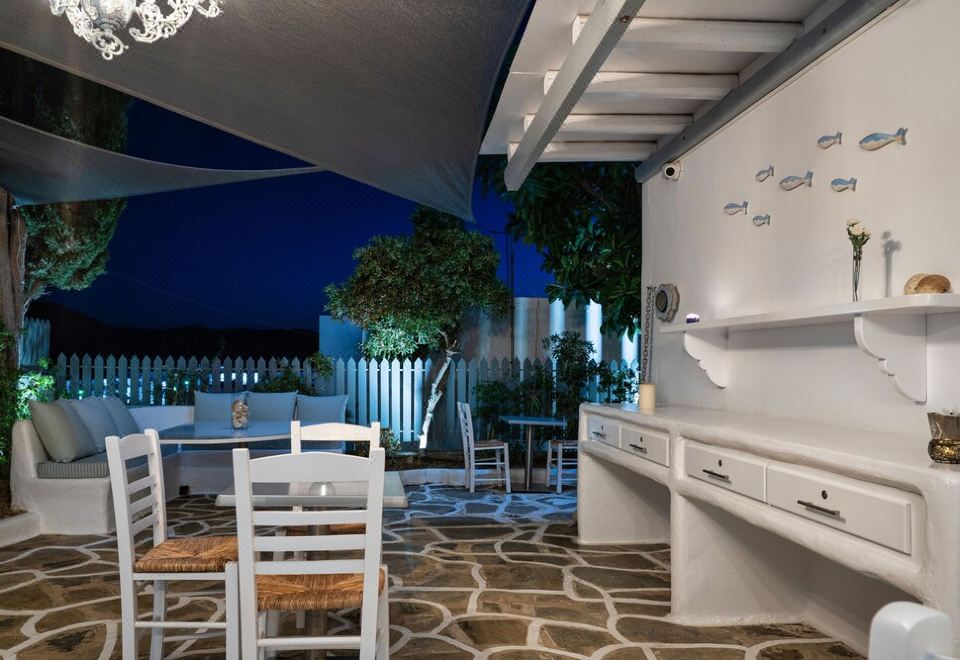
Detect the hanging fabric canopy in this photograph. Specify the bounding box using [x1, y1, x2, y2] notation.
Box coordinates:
[0, 116, 322, 206]
[0, 1, 528, 218]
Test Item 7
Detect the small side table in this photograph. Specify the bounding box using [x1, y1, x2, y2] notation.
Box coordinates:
[499, 415, 567, 492]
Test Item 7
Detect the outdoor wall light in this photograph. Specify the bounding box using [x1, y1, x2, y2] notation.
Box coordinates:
[49, 0, 223, 60]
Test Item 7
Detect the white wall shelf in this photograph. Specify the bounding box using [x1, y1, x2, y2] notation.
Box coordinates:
[661, 294, 960, 401]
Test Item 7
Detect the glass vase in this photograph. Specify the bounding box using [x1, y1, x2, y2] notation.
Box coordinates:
[852, 256, 861, 302]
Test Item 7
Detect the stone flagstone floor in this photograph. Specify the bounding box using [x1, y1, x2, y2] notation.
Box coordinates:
[0, 484, 864, 659]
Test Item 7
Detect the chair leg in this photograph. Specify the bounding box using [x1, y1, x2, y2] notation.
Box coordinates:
[556, 447, 564, 494]
[119, 577, 139, 660]
[546, 442, 553, 491]
[149, 579, 166, 660]
[502, 444, 511, 493]
[224, 563, 240, 660]
[469, 452, 476, 493]
[376, 569, 390, 659]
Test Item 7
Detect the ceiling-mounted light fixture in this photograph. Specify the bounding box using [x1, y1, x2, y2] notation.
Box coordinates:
[49, 0, 223, 60]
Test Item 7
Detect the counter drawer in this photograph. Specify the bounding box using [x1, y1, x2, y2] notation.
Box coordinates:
[621, 425, 669, 467]
[766, 465, 912, 554]
[686, 443, 766, 501]
[586, 416, 619, 448]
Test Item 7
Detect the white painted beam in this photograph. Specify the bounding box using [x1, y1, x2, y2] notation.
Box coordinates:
[574, 16, 802, 53]
[508, 141, 656, 163]
[504, 0, 647, 191]
[524, 113, 691, 137]
[544, 70, 737, 100]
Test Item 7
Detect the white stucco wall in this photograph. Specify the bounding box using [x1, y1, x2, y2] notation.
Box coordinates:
[642, 0, 959, 437]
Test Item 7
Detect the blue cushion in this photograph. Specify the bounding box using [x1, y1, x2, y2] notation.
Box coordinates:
[194, 391, 243, 423]
[29, 400, 99, 463]
[296, 394, 347, 423]
[101, 397, 141, 436]
[247, 392, 297, 422]
[69, 398, 119, 453]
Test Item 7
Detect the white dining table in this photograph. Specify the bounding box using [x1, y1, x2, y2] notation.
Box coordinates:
[500, 415, 567, 492]
[215, 471, 408, 509]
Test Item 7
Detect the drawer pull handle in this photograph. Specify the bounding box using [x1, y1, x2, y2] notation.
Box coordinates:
[797, 500, 841, 518]
[702, 468, 730, 482]
[592, 430, 606, 438]
[629, 443, 648, 454]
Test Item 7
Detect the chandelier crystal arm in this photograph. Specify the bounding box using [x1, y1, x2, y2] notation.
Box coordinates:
[49, 0, 223, 60]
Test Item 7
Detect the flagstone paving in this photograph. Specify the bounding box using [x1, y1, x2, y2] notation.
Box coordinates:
[0, 484, 864, 659]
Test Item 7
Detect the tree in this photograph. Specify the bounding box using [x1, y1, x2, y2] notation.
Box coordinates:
[0, 49, 129, 367]
[326, 207, 511, 450]
[479, 158, 643, 338]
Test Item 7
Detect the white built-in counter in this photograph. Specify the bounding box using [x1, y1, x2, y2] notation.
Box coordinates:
[578, 402, 960, 654]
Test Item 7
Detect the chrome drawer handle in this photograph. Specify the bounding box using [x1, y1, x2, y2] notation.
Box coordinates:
[702, 468, 730, 481]
[628, 443, 648, 454]
[797, 500, 841, 518]
[592, 430, 606, 438]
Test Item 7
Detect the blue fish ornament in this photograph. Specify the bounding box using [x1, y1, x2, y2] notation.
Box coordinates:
[724, 201, 748, 215]
[755, 165, 775, 182]
[779, 171, 813, 191]
[830, 177, 857, 192]
[859, 128, 907, 151]
[817, 131, 842, 149]
[752, 214, 771, 227]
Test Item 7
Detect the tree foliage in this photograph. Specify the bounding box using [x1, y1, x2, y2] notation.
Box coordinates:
[479, 158, 643, 338]
[0, 49, 129, 306]
[326, 207, 511, 359]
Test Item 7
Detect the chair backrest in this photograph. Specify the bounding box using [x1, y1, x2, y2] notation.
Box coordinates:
[232, 447, 386, 650]
[456, 402, 476, 454]
[290, 420, 381, 454]
[106, 429, 168, 574]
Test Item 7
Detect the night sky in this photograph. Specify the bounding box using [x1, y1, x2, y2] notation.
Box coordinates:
[47, 101, 551, 330]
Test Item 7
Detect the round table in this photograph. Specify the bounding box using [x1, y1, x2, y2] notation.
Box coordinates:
[158, 421, 291, 445]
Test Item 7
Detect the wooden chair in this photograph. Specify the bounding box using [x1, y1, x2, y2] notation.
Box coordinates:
[457, 402, 511, 493]
[106, 430, 239, 660]
[546, 438, 579, 493]
[233, 447, 389, 659]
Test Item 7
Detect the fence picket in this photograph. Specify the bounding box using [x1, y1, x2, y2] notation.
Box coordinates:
[357, 358, 369, 425]
[346, 358, 357, 424]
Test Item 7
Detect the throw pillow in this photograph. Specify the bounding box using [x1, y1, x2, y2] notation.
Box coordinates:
[29, 400, 99, 462]
[101, 397, 141, 436]
[247, 391, 297, 422]
[70, 398, 120, 453]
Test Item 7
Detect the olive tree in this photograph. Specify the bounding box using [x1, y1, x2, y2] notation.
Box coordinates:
[326, 207, 510, 450]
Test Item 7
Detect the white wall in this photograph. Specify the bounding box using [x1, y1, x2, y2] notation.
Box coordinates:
[642, 0, 960, 437]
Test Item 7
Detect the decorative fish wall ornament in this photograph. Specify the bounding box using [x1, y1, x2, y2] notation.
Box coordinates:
[859, 128, 907, 151]
[817, 131, 842, 149]
[830, 177, 857, 192]
[724, 201, 748, 215]
[755, 165, 775, 182]
[779, 171, 813, 191]
[752, 214, 771, 227]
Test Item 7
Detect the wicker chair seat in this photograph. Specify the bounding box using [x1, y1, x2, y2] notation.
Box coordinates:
[134, 535, 238, 573]
[256, 569, 385, 611]
[474, 439, 507, 449]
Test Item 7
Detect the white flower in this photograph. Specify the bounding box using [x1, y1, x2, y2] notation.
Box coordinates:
[849, 225, 864, 236]
[847, 219, 860, 227]
[862, 229, 871, 238]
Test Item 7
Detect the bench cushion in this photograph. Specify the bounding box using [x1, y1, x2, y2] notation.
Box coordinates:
[194, 391, 242, 423]
[101, 397, 141, 436]
[247, 391, 297, 422]
[37, 445, 178, 479]
[296, 394, 347, 423]
[29, 400, 99, 462]
[69, 398, 119, 452]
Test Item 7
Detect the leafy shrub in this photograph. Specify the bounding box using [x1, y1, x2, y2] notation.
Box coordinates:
[252, 366, 317, 396]
[349, 427, 401, 458]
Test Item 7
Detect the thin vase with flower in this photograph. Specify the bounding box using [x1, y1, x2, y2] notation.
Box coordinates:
[846, 219, 871, 302]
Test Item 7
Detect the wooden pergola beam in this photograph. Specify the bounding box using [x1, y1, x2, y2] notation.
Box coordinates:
[544, 70, 738, 100]
[524, 113, 692, 137]
[574, 16, 802, 53]
[504, 0, 647, 191]
[508, 141, 656, 162]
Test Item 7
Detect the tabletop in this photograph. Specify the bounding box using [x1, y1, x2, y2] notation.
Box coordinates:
[158, 421, 291, 444]
[215, 471, 408, 509]
[499, 415, 567, 427]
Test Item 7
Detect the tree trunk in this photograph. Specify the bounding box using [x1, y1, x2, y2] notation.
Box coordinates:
[417, 347, 457, 455]
[0, 189, 27, 369]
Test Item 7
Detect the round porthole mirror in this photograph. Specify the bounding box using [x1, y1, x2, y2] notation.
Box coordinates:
[653, 283, 679, 322]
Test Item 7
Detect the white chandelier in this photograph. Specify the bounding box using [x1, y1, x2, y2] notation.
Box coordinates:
[49, 0, 223, 60]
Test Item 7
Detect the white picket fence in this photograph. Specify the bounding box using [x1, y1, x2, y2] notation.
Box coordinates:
[54, 353, 638, 450]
